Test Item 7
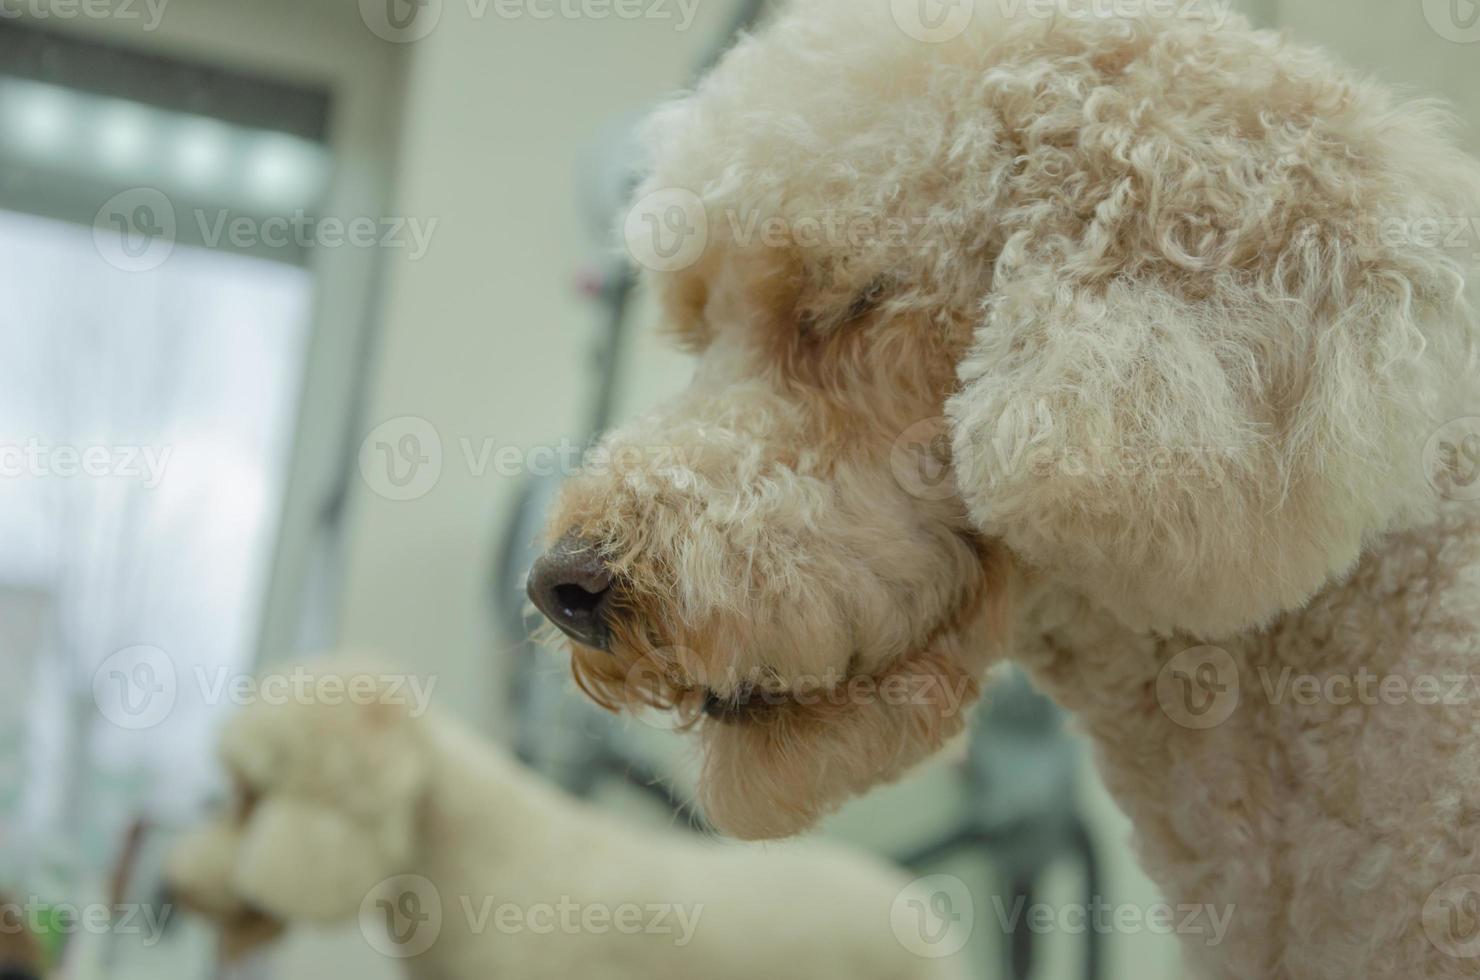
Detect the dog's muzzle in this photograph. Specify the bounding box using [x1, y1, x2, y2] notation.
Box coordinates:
[527, 533, 613, 650]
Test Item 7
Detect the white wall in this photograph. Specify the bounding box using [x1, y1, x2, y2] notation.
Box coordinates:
[336, 4, 726, 727]
[1275, 0, 1480, 154]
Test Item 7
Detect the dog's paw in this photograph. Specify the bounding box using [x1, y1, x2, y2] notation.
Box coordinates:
[169, 661, 432, 935]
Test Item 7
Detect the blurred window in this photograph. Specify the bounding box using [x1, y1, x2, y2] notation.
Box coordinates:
[0, 22, 331, 896]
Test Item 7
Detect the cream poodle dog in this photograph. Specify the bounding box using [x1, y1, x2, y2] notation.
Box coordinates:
[527, 1, 1480, 977]
[165, 663, 965, 980]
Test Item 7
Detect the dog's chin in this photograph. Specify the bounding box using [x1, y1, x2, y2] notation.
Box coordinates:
[568, 633, 987, 838]
[691, 643, 984, 840]
[564, 548, 1012, 839]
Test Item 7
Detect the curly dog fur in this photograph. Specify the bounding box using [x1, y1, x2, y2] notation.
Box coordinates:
[536, 1, 1480, 976]
[166, 662, 964, 980]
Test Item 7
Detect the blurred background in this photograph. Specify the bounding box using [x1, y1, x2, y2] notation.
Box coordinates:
[0, 0, 1476, 977]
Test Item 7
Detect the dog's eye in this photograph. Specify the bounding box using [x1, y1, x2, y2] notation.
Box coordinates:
[844, 279, 889, 322]
[797, 279, 890, 335]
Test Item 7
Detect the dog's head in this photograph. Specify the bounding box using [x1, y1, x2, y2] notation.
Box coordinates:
[531, 0, 1480, 839]
[166, 668, 428, 955]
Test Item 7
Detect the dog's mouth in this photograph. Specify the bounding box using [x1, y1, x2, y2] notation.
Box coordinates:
[574, 632, 971, 733]
[561, 534, 1003, 733]
[698, 680, 832, 725]
[700, 686, 766, 724]
[563, 625, 873, 729]
[661, 672, 854, 728]
[553, 535, 1010, 839]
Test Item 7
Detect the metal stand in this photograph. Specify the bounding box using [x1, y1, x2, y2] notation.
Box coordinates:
[898, 672, 1104, 980]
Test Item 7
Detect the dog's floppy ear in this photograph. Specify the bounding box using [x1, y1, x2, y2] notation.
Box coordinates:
[948, 243, 1478, 636]
[942, 60, 1480, 639]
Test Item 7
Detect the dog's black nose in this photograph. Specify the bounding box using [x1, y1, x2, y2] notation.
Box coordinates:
[527, 534, 613, 650]
[0, 964, 43, 980]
